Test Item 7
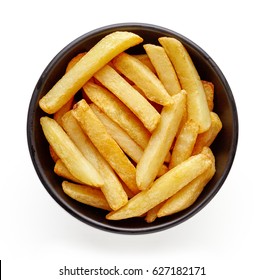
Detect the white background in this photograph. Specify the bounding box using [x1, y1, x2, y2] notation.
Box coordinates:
[1, 0, 263, 279]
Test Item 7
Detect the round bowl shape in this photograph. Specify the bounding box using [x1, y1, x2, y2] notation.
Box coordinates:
[27, 23, 238, 234]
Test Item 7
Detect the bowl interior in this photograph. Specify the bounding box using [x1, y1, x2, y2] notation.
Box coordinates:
[27, 23, 238, 234]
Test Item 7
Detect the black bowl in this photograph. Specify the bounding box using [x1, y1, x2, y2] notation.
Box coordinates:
[27, 23, 238, 234]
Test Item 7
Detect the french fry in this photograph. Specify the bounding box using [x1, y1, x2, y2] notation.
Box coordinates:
[66, 52, 87, 72]
[49, 145, 59, 162]
[62, 181, 111, 211]
[72, 99, 139, 195]
[83, 82, 151, 149]
[54, 159, 83, 184]
[202, 80, 214, 111]
[107, 149, 212, 220]
[40, 116, 103, 187]
[192, 112, 222, 155]
[61, 111, 128, 210]
[132, 54, 156, 73]
[112, 52, 174, 106]
[143, 44, 181, 96]
[169, 119, 199, 169]
[94, 64, 160, 132]
[91, 104, 168, 177]
[39, 31, 143, 114]
[145, 202, 165, 223]
[159, 37, 211, 133]
[136, 90, 186, 190]
[158, 148, 216, 216]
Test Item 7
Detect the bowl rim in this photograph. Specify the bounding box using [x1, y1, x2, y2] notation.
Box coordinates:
[27, 22, 239, 234]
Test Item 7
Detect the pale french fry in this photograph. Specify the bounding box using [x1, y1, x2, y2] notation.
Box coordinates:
[62, 181, 111, 211]
[132, 54, 156, 73]
[61, 111, 128, 210]
[158, 148, 215, 216]
[107, 149, 212, 220]
[65, 52, 87, 72]
[159, 37, 211, 133]
[202, 80, 214, 111]
[169, 119, 199, 169]
[94, 64, 160, 132]
[145, 202, 165, 223]
[136, 90, 186, 190]
[72, 99, 139, 194]
[40, 116, 103, 187]
[112, 52, 174, 106]
[83, 82, 151, 149]
[91, 104, 168, 177]
[54, 159, 83, 184]
[192, 112, 222, 155]
[39, 31, 143, 114]
[143, 44, 181, 96]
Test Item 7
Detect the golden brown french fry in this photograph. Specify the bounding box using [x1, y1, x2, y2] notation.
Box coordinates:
[145, 202, 165, 223]
[112, 52, 173, 106]
[40, 116, 103, 187]
[132, 54, 156, 73]
[202, 80, 214, 111]
[143, 44, 181, 96]
[54, 159, 83, 184]
[66, 52, 87, 72]
[49, 145, 59, 162]
[72, 99, 139, 195]
[136, 90, 186, 190]
[83, 82, 151, 149]
[169, 119, 199, 169]
[91, 104, 168, 177]
[61, 111, 128, 210]
[158, 148, 215, 216]
[39, 31, 143, 114]
[94, 64, 160, 132]
[159, 37, 211, 133]
[192, 112, 222, 155]
[62, 181, 111, 211]
[106, 149, 212, 220]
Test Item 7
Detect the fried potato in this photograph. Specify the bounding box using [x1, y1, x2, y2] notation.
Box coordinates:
[112, 52, 173, 106]
[145, 202, 165, 223]
[72, 99, 139, 194]
[158, 148, 215, 216]
[159, 37, 211, 133]
[169, 119, 199, 168]
[136, 90, 186, 190]
[54, 159, 83, 184]
[39, 31, 143, 114]
[132, 54, 156, 73]
[192, 112, 222, 155]
[94, 64, 160, 132]
[202, 80, 214, 111]
[61, 111, 128, 210]
[107, 149, 212, 220]
[83, 82, 151, 149]
[40, 116, 103, 187]
[49, 145, 59, 162]
[143, 44, 181, 96]
[62, 181, 111, 211]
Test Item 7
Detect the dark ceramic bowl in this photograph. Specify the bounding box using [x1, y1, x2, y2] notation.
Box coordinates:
[27, 23, 238, 234]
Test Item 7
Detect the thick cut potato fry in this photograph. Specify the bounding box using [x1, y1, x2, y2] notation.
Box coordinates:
[132, 54, 156, 73]
[145, 202, 165, 223]
[49, 145, 59, 162]
[192, 112, 222, 155]
[159, 37, 211, 133]
[61, 111, 128, 210]
[143, 44, 181, 96]
[54, 159, 83, 184]
[83, 82, 150, 149]
[113, 52, 173, 106]
[107, 149, 212, 220]
[158, 148, 215, 216]
[91, 104, 168, 177]
[169, 119, 199, 168]
[66, 52, 87, 72]
[94, 65, 160, 132]
[62, 181, 111, 211]
[72, 99, 139, 194]
[136, 90, 186, 190]
[39, 31, 143, 114]
[202, 80, 214, 111]
[40, 116, 103, 187]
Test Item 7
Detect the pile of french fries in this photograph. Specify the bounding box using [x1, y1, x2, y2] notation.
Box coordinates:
[39, 31, 222, 222]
